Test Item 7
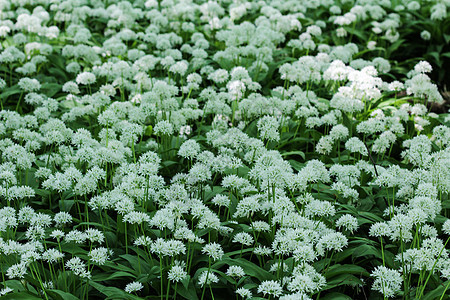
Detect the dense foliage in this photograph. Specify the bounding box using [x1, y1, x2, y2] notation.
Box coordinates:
[0, 0, 449, 299]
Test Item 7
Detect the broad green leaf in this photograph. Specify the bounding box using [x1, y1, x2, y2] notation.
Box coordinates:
[92, 271, 135, 281]
[89, 281, 142, 300]
[217, 257, 273, 282]
[324, 274, 365, 290]
[120, 254, 152, 273]
[320, 292, 353, 300]
[345, 26, 367, 40]
[281, 151, 305, 160]
[1, 86, 21, 99]
[325, 264, 370, 278]
[47, 289, 80, 300]
[103, 262, 134, 274]
[3, 280, 26, 292]
[352, 244, 382, 260]
[144, 125, 153, 136]
[177, 275, 199, 300]
[288, 159, 304, 171]
[1, 292, 42, 299]
[423, 280, 449, 300]
[41, 83, 61, 97]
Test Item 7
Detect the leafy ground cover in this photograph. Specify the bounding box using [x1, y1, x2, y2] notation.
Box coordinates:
[0, 0, 449, 299]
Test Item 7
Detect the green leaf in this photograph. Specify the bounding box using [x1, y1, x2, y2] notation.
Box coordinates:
[324, 274, 364, 290]
[320, 292, 353, 300]
[425, 51, 443, 67]
[103, 262, 136, 274]
[3, 280, 26, 292]
[1, 292, 42, 299]
[89, 281, 141, 300]
[161, 160, 178, 167]
[281, 151, 305, 160]
[357, 211, 384, 222]
[288, 159, 304, 171]
[325, 264, 370, 278]
[144, 125, 153, 136]
[60, 243, 85, 255]
[120, 254, 152, 273]
[352, 244, 382, 260]
[345, 26, 367, 41]
[40, 83, 61, 97]
[48, 67, 69, 82]
[422, 280, 449, 300]
[1, 85, 21, 99]
[342, 113, 353, 137]
[177, 276, 199, 300]
[92, 271, 135, 281]
[35, 189, 51, 198]
[444, 34, 450, 44]
[47, 289, 80, 300]
[388, 39, 406, 54]
[216, 257, 273, 282]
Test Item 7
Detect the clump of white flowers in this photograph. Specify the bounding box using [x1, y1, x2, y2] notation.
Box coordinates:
[257, 115, 280, 142]
[371, 266, 403, 298]
[125, 281, 143, 293]
[76, 72, 96, 85]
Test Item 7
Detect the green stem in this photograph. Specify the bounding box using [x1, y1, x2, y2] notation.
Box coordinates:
[124, 222, 128, 254]
[15, 91, 24, 113]
[418, 236, 450, 298]
[209, 284, 215, 300]
[160, 256, 164, 300]
[439, 280, 450, 300]
[200, 259, 211, 300]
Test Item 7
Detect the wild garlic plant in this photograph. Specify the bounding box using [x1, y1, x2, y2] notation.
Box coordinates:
[0, 0, 449, 299]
